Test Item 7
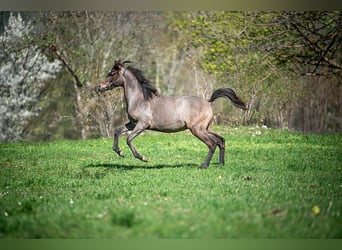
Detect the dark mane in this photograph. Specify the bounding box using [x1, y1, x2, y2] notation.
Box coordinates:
[128, 66, 159, 100]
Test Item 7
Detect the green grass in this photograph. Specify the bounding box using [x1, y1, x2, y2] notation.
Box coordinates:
[0, 126, 341, 238]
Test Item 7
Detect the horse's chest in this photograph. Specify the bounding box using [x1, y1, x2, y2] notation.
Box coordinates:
[127, 104, 151, 122]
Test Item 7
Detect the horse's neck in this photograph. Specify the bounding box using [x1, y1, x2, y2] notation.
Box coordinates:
[123, 76, 144, 107]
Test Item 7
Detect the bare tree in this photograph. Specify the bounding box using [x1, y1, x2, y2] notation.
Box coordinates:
[262, 11, 342, 76]
[33, 11, 192, 139]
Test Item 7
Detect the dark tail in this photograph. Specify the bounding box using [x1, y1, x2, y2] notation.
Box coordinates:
[209, 88, 247, 111]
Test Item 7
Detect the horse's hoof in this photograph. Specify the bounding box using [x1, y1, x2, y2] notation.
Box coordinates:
[142, 156, 148, 162]
[198, 164, 208, 169]
[113, 148, 124, 157]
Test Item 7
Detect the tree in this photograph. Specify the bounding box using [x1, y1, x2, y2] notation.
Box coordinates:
[260, 11, 342, 131]
[31, 11, 192, 139]
[263, 11, 342, 76]
[170, 11, 342, 131]
[0, 13, 61, 141]
[1, 11, 199, 141]
[171, 11, 292, 126]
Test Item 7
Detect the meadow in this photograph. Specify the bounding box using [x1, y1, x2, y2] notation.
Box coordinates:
[0, 126, 341, 238]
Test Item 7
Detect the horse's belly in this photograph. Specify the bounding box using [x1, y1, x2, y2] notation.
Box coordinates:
[150, 115, 187, 132]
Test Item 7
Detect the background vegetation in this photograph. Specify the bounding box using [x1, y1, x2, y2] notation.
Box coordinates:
[0, 11, 341, 142]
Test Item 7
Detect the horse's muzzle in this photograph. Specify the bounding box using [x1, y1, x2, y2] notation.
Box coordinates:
[94, 85, 105, 93]
[95, 85, 108, 93]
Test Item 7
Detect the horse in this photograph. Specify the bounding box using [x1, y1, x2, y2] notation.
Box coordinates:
[97, 60, 247, 168]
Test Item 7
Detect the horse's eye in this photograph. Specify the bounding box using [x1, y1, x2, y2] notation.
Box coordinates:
[107, 71, 115, 77]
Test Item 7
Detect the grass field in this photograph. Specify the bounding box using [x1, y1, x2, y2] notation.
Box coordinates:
[0, 126, 341, 238]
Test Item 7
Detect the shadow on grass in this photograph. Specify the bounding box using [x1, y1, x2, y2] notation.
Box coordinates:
[85, 162, 198, 170]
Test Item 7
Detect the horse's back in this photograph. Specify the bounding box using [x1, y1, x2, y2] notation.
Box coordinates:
[150, 95, 213, 131]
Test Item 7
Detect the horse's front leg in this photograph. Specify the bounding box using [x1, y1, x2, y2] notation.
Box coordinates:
[127, 122, 149, 162]
[113, 122, 135, 157]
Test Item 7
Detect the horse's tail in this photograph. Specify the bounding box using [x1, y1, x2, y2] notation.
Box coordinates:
[209, 88, 247, 111]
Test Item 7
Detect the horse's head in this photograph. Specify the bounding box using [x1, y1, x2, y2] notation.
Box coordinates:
[96, 60, 132, 93]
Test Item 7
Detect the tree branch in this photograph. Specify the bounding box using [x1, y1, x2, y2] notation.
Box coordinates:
[288, 19, 342, 72]
[49, 44, 83, 88]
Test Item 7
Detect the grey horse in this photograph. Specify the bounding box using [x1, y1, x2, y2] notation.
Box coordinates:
[97, 60, 247, 168]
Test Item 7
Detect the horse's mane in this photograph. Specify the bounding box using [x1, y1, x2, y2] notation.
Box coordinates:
[128, 66, 159, 100]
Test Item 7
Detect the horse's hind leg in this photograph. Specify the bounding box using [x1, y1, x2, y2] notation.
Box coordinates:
[209, 131, 225, 166]
[190, 127, 217, 169]
[113, 122, 135, 157]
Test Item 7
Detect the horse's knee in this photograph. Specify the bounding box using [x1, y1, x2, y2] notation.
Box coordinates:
[114, 129, 121, 137]
[114, 126, 126, 137]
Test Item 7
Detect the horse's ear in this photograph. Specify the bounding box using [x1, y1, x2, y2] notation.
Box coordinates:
[112, 60, 123, 70]
[122, 60, 133, 65]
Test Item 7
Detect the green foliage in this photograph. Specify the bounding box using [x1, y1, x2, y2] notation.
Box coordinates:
[0, 127, 341, 238]
[170, 11, 342, 130]
[171, 12, 273, 78]
[170, 12, 294, 126]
